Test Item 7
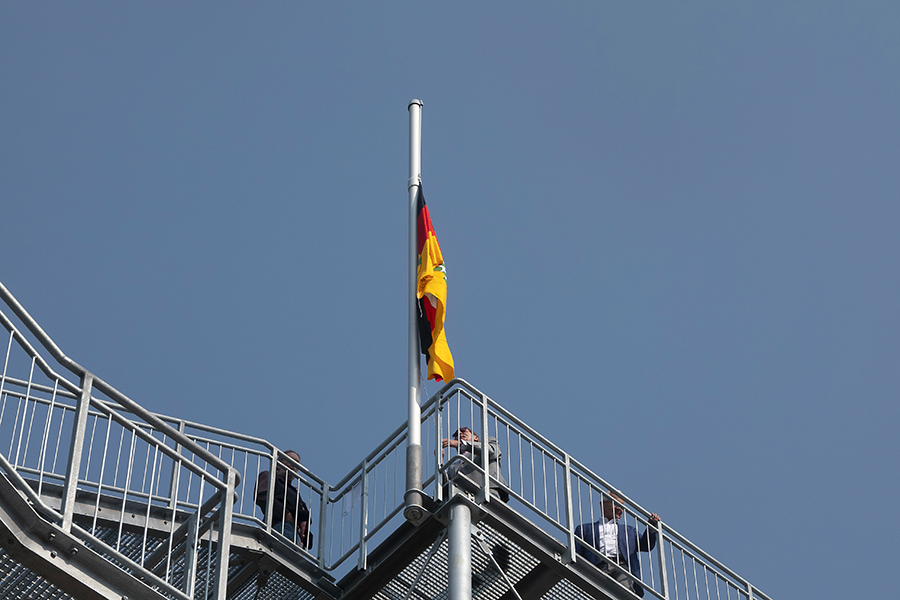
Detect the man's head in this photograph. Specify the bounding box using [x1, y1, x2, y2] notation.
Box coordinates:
[276, 450, 301, 477]
[601, 493, 625, 521]
[452, 427, 479, 443]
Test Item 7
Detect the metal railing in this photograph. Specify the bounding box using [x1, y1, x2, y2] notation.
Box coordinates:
[0, 279, 769, 599]
[0, 281, 238, 599]
[428, 380, 771, 600]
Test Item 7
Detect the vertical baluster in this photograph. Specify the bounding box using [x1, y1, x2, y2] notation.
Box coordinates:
[434, 396, 442, 501]
[37, 379, 60, 496]
[0, 330, 14, 431]
[51, 407, 67, 477]
[358, 460, 369, 570]
[17, 357, 37, 466]
[657, 527, 669, 600]
[91, 414, 114, 534]
[168, 420, 186, 511]
[562, 453, 576, 564]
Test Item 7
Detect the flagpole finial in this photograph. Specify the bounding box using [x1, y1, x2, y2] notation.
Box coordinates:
[408, 99, 423, 109]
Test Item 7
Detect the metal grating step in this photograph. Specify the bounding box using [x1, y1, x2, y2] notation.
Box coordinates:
[0, 546, 74, 600]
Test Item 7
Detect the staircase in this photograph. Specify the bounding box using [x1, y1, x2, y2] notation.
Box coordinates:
[0, 280, 769, 600]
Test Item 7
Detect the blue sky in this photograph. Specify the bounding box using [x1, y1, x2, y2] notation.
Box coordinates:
[2, 3, 898, 598]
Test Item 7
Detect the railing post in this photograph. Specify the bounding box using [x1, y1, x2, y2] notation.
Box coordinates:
[264, 448, 278, 532]
[61, 372, 92, 533]
[183, 511, 199, 596]
[746, 582, 755, 600]
[167, 420, 187, 510]
[562, 454, 576, 564]
[357, 462, 369, 571]
[656, 520, 669, 600]
[213, 469, 236, 600]
[434, 396, 443, 502]
[318, 482, 329, 569]
[476, 393, 490, 504]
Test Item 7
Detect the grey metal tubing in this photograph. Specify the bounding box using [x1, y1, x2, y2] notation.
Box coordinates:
[447, 501, 472, 600]
[437, 379, 772, 599]
[0, 449, 194, 600]
[61, 374, 93, 532]
[328, 496, 407, 571]
[358, 458, 369, 570]
[143, 490, 225, 571]
[137, 415, 329, 487]
[317, 482, 329, 569]
[0, 283, 235, 481]
[88, 394, 229, 490]
[212, 467, 237, 600]
[0, 383, 220, 492]
[406, 100, 425, 524]
[329, 410, 421, 492]
[0, 376, 78, 399]
[444, 379, 662, 521]
[662, 529, 771, 600]
[0, 359, 222, 502]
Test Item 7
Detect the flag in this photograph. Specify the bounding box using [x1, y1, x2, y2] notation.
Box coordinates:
[416, 187, 454, 382]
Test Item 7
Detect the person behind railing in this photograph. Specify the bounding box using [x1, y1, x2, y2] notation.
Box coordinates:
[574, 493, 660, 597]
[255, 450, 312, 548]
[441, 426, 509, 503]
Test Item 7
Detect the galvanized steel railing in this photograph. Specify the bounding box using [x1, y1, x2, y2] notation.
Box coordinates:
[0, 281, 238, 599]
[0, 279, 769, 600]
[429, 380, 771, 600]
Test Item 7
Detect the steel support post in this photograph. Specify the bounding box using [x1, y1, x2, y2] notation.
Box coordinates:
[213, 468, 237, 600]
[183, 511, 200, 596]
[656, 520, 669, 599]
[61, 373, 92, 533]
[448, 501, 472, 600]
[476, 393, 490, 504]
[562, 454, 576, 564]
[167, 420, 186, 510]
[318, 482, 330, 569]
[358, 461, 369, 570]
[265, 448, 278, 532]
[435, 397, 443, 502]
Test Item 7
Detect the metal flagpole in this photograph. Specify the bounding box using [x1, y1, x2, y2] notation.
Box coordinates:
[404, 99, 427, 525]
[405, 99, 472, 600]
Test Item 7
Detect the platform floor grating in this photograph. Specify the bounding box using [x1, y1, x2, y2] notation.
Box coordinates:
[0, 545, 73, 600]
[371, 521, 590, 600]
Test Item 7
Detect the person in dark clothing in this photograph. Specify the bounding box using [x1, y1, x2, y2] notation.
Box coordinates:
[574, 493, 660, 597]
[255, 450, 311, 548]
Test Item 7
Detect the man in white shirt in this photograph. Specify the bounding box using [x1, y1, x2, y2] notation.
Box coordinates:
[574, 494, 661, 597]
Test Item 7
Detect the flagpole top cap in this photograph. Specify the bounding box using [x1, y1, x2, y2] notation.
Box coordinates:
[408, 99, 423, 109]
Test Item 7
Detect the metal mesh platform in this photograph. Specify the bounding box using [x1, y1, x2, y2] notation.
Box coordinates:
[0, 547, 74, 600]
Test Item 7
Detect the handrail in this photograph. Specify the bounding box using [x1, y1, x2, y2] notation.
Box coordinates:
[0, 280, 236, 483]
[1, 279, 770, 600]
[430, 379, 770, 600]
[0, 450, 194, 600]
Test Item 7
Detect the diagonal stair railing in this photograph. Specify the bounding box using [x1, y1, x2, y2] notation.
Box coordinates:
[1, 278, 771, 600]
[0, 281, 238, 599]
